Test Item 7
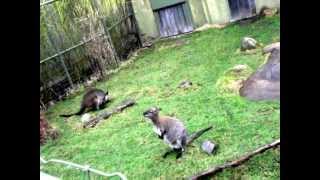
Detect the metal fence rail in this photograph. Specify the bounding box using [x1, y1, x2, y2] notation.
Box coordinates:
[40, 157, 127, 180]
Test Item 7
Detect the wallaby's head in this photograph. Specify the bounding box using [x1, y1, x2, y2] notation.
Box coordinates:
[143, 106, 161, 120]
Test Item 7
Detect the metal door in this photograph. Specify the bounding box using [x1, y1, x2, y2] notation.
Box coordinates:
[228, 0, 256, 21]
[156, 3, 193, 37]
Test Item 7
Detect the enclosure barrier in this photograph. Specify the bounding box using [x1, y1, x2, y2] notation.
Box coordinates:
[40, 157, 127, 180]
[40, 0, 142, 108]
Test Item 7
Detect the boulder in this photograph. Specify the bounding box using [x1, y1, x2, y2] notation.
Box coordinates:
[240, 46, 280, 101]
[263, 42, 280, 54]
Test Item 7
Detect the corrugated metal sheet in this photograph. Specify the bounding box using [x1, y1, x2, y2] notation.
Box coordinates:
[157, 3, 193, 37]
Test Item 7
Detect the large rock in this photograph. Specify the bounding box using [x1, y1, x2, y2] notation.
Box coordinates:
[240, 44, 280, 101]
[263, 42, 280, 54]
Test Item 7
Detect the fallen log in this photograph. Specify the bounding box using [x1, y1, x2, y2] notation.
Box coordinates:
[83, 99, 136, 128]
[188, 139, 280, 180]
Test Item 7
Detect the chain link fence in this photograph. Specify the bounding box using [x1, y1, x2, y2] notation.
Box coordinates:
[40, 0, 141, 109]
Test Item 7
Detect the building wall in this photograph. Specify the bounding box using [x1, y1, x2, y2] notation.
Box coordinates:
[188, 0, 207, 28]
[132, 0, 159, 41]
[255, 0, 280, 13]
[132, 0, 280, 40]
[149, 0, 185, 10]
[202, 0, 231, 24]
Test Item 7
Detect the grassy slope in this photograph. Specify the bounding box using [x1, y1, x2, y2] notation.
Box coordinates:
[41, 16, 280, 180]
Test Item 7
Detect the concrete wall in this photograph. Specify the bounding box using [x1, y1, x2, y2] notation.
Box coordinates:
[131, 0, 159, 41]
[132, 0, 280, 40]
[188, 0, 208, 28]
[202, 0, 231, 25]
[150, 0, 185, 10]
[255, 0, 280, 13]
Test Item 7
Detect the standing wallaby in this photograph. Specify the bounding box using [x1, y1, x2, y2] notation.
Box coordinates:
[143, 107, 212, 159]
[60, 88, 110, 118]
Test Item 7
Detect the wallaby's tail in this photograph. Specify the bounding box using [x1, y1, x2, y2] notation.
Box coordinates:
[187, 126, 213, 145]
[60, 106, 86, 118]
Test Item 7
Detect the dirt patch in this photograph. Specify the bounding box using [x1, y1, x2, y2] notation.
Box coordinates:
[194, 24, 227, 32]
[216, 64, 253, 95]
[157, 39, 189, 51]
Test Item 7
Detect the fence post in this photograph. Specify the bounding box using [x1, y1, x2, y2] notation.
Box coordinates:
[127, 0, 143, 47]
[90, 0, 120, 66]
[58, 56, 74, 88]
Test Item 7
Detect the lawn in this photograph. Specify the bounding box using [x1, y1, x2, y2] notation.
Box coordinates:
[41, 15, 280, 180]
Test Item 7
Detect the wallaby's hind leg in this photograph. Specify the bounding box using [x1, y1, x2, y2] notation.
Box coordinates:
[162, 148, 183, 159]
[175, 148, 183, 159]
[162, 149, 174, 158]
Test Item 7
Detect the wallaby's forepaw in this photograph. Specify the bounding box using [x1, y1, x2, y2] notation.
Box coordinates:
[162, 151, 171, 158]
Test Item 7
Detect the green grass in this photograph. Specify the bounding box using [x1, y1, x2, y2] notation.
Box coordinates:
[41, 16, 280, 180]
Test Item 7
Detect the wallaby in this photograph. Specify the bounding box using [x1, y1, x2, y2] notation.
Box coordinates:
[60, 88, 110, 118]
[143, 107, 212, 159]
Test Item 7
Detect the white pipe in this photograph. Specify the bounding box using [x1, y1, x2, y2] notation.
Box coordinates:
[40, 157, 127, 180]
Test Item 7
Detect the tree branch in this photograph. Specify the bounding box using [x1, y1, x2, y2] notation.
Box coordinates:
[83, 99, 136, 128]
[188, 139, 280, 180]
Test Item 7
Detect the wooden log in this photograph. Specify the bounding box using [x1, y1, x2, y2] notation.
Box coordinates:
[188, 139, 280, 180]
[83, 99, 136, 128]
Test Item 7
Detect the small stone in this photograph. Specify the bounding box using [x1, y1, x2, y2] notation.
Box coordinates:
[178, 80, 193, 89]
[201, 140, 217, 155]
[81, 113, 91, 123]
[262, 8, 278, 17]
[48, 101, 55, 107]
[241, 37, 257, 51]
[230, 65, 249, 73]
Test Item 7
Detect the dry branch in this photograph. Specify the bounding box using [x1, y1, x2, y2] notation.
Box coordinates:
[83, 99, 136, 128]
[188, 139, 280, 180]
